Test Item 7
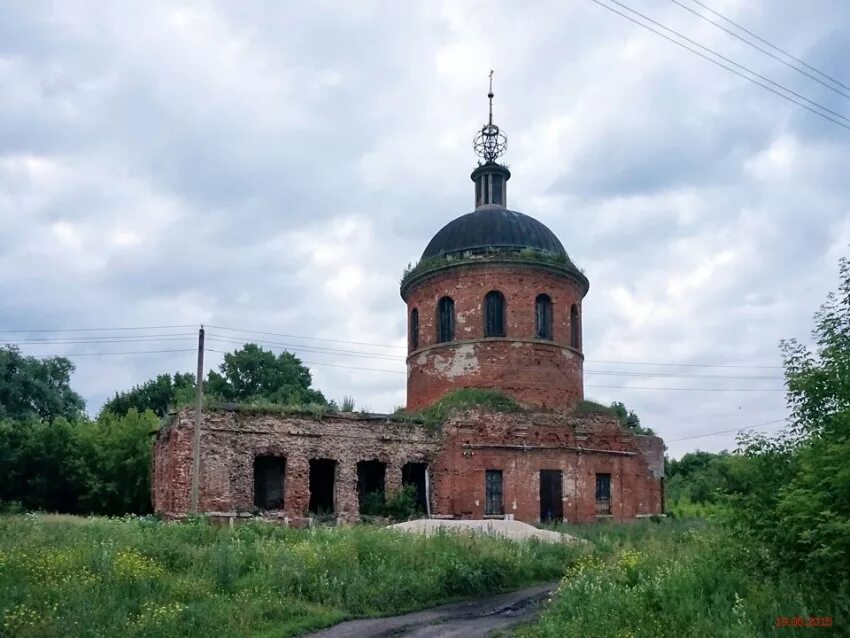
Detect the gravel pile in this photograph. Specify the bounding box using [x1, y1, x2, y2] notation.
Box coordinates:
[388, 518, 581, 543]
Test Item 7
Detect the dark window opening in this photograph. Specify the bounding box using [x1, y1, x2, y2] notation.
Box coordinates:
[536, 294, 553, 340]
[491, 175, 503, 205]
[437, 297, 455, 343]
[570, 304, 581, 349]
[475, 176, 482, 207]
[485, 290, 505, 337]
[595, 472, 611, 515]
[357, 460, 386, 515]
[410, 308, 419, 350]
[253, 456, 285, 510]
[539, 469, 563, 522]
[485, 469, 504, 515]
[484, 174, 491, 203]
[309, 458, 337, 515]
[402, 462, 428, 513]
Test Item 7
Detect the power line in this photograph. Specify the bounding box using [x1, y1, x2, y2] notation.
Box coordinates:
[585, 369, 782, 380]
[204, 349, 404, 375]
[666, 417, 787, 442]
[681, 0, 850, 93]
[40, 349, 197, 358]
[0, 324, 197, 333]
[588, 0, 850, 130]
[602, 0, 850, 123]
[209, 335, 785, 383]
[587, 359, 781, 369]
[205, 335, 402, 362]
[586, 384, 783, 392]
[3, 322, 786, 372]
[670, 0, 850, 99]
[3, 334, 196, 345]
[207, 324, 405, 350]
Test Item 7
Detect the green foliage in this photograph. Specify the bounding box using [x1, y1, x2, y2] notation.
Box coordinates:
[206, 343, 327, 406]
[575, 399, 655, 435]
[665, 450, 747, 510]
[0, 514, 581, 637]
[341, 395, 356, 412]
[0, 346, 85, 422]
[400, 248, 579, 290]
[400, 389, 521, 430]
[101, 373, 195, 418]
[0, 418, 82, 512]
[521, 521, 847, 638]
[358, 491, 386, 516]
[608, 400, 655, 435]
[75, 410, 159, 515]
[0, 410, 158, 515]
[384, 485, 421, 521]
[574, 399, 618, 416]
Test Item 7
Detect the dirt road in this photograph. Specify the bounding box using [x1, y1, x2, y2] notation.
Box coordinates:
[304, 582, 556, 637]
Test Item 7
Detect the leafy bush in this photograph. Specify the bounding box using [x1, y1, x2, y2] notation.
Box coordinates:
[400, 388, 522, 430]
[358, 491, 386, 516]
[384, 485, 420, 521]
[521, 521, 848, 638]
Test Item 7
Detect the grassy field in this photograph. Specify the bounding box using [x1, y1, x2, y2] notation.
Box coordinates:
[1, 515, 845, 638]
[522, 520, 846, 638]
[0, 514, 580, 637]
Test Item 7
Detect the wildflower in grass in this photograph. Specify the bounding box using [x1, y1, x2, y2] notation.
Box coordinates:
[616, 549, 643, 570]
[565, 553, 602, 578]
[17, 548, 94, 585]
[2, 602, 57, 635]
[128, 601, 186, 629]
[113, 548, 164, 581]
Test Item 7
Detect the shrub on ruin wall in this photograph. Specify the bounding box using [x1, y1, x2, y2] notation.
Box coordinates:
[396, 388, 522, 430]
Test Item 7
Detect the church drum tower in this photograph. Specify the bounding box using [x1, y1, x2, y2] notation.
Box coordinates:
[401, 76, 589, 412]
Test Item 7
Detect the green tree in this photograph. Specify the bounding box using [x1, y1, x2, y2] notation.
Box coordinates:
[609, 401, 655, 435]
[0, 346, 85, 422]
[76, 409, 158, 514]
[206, 343, 326, 405]
[0, 417, 82, 512]
[730, 256, 850, 583]
[101, 372, 195, 418]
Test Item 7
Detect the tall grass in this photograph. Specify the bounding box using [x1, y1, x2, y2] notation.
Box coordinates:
[0, 514, 580, 637]
[521, 520, 848, 638]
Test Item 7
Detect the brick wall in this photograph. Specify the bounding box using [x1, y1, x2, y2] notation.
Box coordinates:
[403, 262, 587, 410]
[153, 407, 663, 524]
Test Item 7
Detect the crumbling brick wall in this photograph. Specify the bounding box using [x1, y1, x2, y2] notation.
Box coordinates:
[154, 408, 443, 523]
[153, 407, 663, 524]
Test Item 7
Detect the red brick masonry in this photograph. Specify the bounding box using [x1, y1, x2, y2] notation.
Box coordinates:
[403, 261, 587, 411]
[153, 407, 664, 524]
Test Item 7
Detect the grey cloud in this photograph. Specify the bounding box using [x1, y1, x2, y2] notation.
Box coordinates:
[2, 0, 849, 458]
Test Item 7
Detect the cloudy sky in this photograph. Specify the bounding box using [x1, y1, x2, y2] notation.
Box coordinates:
[2, 0, 848, 458]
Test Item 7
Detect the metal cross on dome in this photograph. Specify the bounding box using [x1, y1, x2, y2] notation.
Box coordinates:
[473, 69, 508, 164]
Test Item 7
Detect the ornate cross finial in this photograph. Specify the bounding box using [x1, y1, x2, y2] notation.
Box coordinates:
[474, 70, 507, 164]
[488, 69, 494, 125]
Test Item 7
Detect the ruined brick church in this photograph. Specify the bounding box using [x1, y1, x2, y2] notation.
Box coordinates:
[153, 86, 664, 524]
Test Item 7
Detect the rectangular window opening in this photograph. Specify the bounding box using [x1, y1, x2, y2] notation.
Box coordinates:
[492, 176, 503, 205]
[539, 469, 563, 522]
[357, 460, 387, 515]
[253, 456, 286, 510]
[309, 458, 337, 515]
[595, 472, 611, 515]
[485, 469, 504, 516]
[402, 462, 428, 513]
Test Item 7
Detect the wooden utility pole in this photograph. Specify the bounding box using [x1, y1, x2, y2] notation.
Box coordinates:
[190, 325, 205, 514]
